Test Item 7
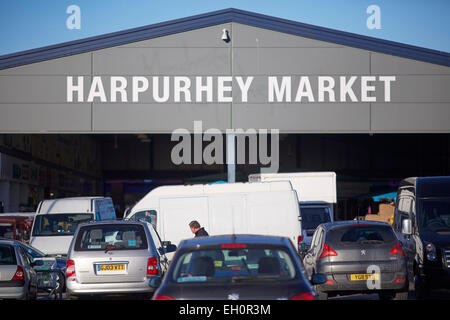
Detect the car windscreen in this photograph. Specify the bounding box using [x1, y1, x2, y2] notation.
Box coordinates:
[327, 225, 396, 245]
[32, 214, 93, 236]
[0, 222, 14, 239]
[301, 207, 331, 230]
[128, 210, 157, 230]
[418, 198, 450, 233]
[0, 244, 17, 265]
[19, 243, 45, 258]
[171, 245, 298, 284]
[74, 224, 148, 251]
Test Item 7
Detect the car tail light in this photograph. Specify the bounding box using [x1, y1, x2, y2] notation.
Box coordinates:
[395, 278, 405, 283]
[147, 257, 159, 276]
[298, 235, 303, 245]
[153, 294, 175, 300]
[324, 280, 334, 285]
[66, 259, 76, 278]
[389, 242, 406, 257]
[291, 291, 315, 300]
[12, 266, 24, 280]
[319, 244, 337, 259]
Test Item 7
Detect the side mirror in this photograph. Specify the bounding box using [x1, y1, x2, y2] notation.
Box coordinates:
[149, 276, 162, 288]
[158, 243, 177, 255]
[311, 273, 327, 285]
[402, 219, 412, 235]
[165, 244, 177, 253]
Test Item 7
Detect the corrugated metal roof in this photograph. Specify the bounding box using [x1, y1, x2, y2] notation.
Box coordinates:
[0, 8, 449, 70]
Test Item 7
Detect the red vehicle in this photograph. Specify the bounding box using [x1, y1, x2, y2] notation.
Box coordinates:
[0, 213, 35, 243]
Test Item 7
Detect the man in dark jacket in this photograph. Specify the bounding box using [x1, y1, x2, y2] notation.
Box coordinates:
[189, 220, 209, 237]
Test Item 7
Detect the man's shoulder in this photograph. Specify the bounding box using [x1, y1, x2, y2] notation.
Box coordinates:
[196, 228, 209, 237]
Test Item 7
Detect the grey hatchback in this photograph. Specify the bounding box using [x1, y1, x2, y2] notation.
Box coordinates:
[66, 220, 174, 298]
[303, 221, 409, 300]
[0, 239, 38, 300]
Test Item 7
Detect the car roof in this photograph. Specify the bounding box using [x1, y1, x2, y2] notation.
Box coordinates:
[178, 234, 292, 249]
[78, 219, 146, 227]
[320, 220, 392, 232]
[0, 238, 18, 246]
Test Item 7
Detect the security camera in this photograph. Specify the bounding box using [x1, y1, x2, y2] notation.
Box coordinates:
[221, 28, 230, 43]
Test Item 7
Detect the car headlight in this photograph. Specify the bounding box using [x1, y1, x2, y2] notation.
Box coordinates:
[425, 242, 437, 261]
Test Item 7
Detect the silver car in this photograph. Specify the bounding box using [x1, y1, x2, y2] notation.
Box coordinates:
[0, 239, 38, 300]
[66, 220, 174, 298]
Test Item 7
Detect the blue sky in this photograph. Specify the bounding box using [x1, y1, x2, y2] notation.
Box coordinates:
[0, 0, 449, 56]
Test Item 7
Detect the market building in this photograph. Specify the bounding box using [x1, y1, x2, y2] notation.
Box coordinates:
[0, 9, 449, 218]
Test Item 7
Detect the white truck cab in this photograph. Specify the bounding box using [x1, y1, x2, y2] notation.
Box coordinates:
[30, 197, 116, 256]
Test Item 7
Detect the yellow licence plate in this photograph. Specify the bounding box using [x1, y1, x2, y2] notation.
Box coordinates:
[350, 274, 380, 281]
[97, 264, 126, 272]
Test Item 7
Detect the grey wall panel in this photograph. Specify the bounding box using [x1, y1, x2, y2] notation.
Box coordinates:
[93, 47, 230, 75]
[231, 103, 370, 132]
[0, 53, 91, 76]
[0, 104, 91, 132]
[371, 52, 450, 75]
[233, 47, 370, 75]
[371, 103, 450, 132]
[92, 103, 231, 132]
[232, 23, 341, 48]
[375, 75, 450, 103]
[0, 76, 90, 103]
[119, 24, 232, 48]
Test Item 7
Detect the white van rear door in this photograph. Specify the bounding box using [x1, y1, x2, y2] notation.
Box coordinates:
[160, 197, 208, 246]
[208, 194, 246, 235]
[246, 191, 300, 243]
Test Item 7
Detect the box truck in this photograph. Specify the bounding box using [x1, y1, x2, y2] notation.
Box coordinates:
[249, 172, 337, 246]
[30, 197, 116, 256]
[124, 181, 302, 259]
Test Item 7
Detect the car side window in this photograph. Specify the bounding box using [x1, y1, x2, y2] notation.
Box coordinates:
[130, 210, 157, 229]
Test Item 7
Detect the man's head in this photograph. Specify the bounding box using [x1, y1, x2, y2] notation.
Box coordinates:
[189, 220, 201, 234]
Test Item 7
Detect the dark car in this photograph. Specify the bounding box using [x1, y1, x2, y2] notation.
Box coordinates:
[0, 239, 38, 300]
[303, 221, 408, 300]
[152, 234, 326, 300]
[393, 176, 450, 298]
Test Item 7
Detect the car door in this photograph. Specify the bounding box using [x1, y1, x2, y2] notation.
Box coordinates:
[394, 194, 416, 275]
[303, 227, 323, 278]
[18, 246, 37, 289]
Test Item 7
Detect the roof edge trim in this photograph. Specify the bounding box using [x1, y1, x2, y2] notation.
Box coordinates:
[0, 8, 449, 69]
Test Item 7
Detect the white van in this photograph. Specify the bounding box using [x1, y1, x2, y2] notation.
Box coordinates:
[30, 197, 116, 256]
[124, 181, 301, 256]
[249, 172, 337, 246]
